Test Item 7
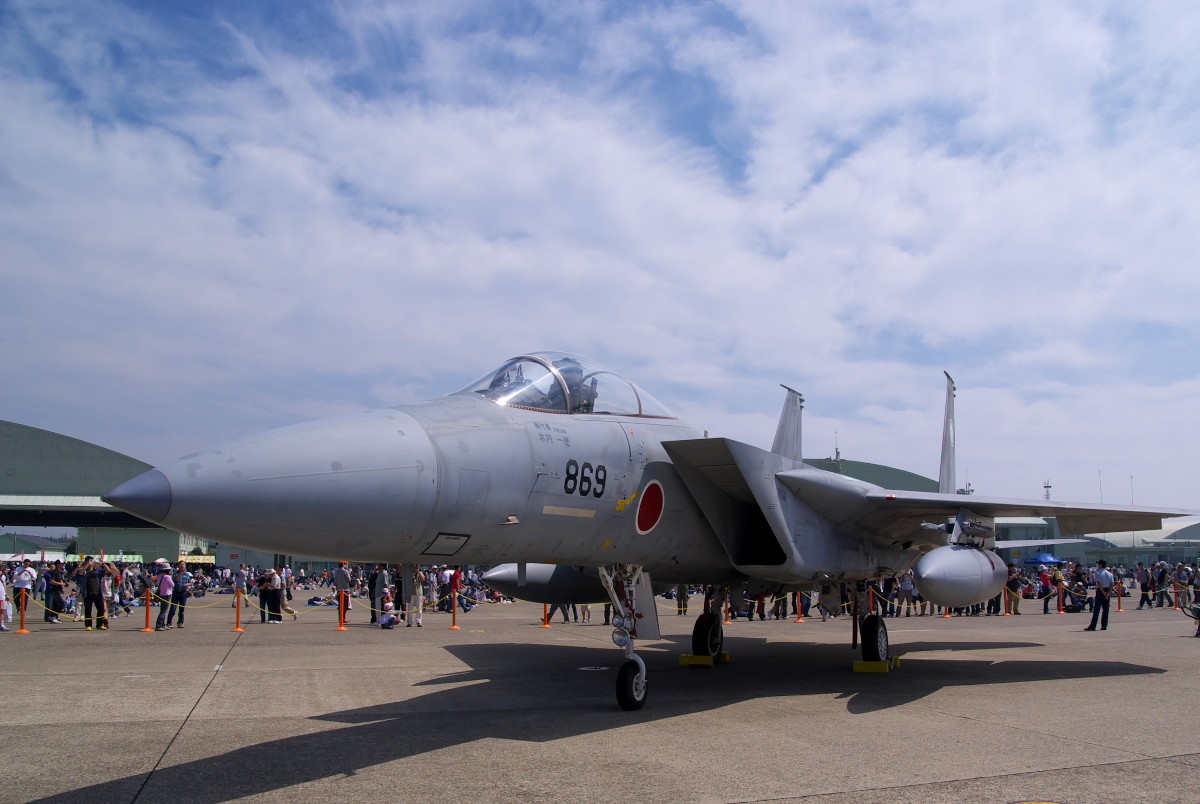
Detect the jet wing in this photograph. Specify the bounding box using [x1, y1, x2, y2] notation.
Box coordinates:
[775, 467, 1195, 544]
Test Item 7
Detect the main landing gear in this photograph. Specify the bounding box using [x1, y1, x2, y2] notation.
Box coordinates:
[691, 587, 724, 658]
[860, 613, 889, 662]
[599, 564, 649, 711]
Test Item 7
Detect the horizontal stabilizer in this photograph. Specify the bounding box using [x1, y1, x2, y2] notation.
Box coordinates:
[856, 488, 1192, 536]
[993, 538, 1085, 549]
[776, 470, 1194, 545]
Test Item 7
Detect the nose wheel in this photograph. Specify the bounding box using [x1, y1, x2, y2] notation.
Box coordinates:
[616, 657, 647, 710]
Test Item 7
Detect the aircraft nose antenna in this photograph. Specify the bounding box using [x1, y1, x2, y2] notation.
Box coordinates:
[104, 469, 173, 523]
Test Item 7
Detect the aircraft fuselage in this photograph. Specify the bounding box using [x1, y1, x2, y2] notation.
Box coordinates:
[117, 393, 741, 580]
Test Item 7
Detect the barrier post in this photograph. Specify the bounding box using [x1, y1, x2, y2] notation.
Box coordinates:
[336, 590, 348, 631]
[16, 588, 30, 634]
[723, 594, 731, 625]
[868, 585, 876, 617]
[232, 588, 245, 633]
[794, 591, 805, 623]
[541, 603, 551, 628]
[141, 587, 154, 632]
[1057, 582, 1065, 614]
[1002, 587, 1013, 616]
[1173, 582, 1182, 611]
[1115, 579, 1124, 613]
[450, 589, 461, 630]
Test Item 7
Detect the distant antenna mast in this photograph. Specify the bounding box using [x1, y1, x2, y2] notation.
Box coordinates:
[834, 431, 840, 462]
[1043, 479, 1052, 501]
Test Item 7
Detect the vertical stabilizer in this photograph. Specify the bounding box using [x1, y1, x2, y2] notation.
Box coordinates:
[771, 385, 804, 462]
[939, 372, 956, 494]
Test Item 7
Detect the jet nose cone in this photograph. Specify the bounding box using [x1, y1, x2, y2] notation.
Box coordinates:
[104, 469, 173, 524]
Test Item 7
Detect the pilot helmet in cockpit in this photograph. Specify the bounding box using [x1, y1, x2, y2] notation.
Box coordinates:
[552, 358, 584, 409]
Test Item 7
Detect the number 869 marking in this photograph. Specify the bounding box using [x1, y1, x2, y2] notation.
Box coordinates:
[564, 460, 606, 498]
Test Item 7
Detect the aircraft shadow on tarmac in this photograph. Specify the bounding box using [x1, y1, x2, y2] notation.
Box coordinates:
[34, 635, 1165, 804]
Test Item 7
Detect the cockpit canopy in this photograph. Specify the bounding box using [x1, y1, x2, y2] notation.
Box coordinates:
[456, 352, 674, 417]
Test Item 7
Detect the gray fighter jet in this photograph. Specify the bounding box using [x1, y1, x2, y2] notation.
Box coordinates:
[105, 352, 1190, 710]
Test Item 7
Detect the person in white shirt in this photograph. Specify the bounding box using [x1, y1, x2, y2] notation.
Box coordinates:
[232, 564, 247, 608]
[406, 565, 424, 628]
[0, 568, 10, 631]
[11, 559, 37, 621]
[1084, 560, 1115, 632]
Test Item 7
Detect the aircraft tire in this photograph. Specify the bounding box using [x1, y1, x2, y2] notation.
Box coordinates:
[691, 612, 723, 658]
[861, 614, 889, 662]
[616, 660, 647, 710]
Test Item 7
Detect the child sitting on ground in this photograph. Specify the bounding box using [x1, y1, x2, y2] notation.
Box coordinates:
[379, 594, 398, 629]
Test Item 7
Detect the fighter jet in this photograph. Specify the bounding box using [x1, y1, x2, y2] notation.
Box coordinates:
[105, 352, 1190, 710]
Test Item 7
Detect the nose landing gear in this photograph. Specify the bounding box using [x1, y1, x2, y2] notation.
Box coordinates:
[599, 564, 658, 711]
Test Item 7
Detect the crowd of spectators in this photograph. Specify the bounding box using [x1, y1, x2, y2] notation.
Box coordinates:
[2, 555, 1196, 633]
[688, 559, 1198, 623]
[856, 560, 1198, 618]
[0, 558, 513, 632]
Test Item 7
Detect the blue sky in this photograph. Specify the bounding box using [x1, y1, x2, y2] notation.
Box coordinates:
[3, 0, 1199, 510]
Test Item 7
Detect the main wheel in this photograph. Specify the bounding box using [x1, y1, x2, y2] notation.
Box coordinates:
[691, 612, 724, 657]
[616, 659, 647, 710]
[861, 614, 889, 662]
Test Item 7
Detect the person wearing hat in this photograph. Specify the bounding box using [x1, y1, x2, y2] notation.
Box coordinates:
[405, 564, 424, 628]
[165, 561, 193, 629]
[261, 568, 283, 623]
[1084, 559, 1115, 632]
[153, 564, 175, 630]
[379, 593, 398, 629]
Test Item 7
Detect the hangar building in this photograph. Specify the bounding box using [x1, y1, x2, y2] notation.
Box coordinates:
[1, 420, 207, 561]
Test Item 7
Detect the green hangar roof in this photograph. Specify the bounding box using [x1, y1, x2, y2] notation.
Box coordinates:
[803, 458, 937, 492]
[0, 420, 158, 528]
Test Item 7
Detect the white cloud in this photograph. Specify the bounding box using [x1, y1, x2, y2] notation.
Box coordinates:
[1, 0, 1198, 510]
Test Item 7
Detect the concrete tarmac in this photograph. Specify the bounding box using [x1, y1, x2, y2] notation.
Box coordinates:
[2, 595, 1198, 804]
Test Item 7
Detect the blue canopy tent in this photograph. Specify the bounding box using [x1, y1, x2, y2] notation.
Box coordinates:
[1023, 552, 1064, 565]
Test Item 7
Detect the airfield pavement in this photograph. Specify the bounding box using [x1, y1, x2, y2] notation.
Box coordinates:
[1, 594, 1198, 804]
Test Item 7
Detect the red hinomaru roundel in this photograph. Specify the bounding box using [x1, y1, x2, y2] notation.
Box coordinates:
[635, 480, 664, 534]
